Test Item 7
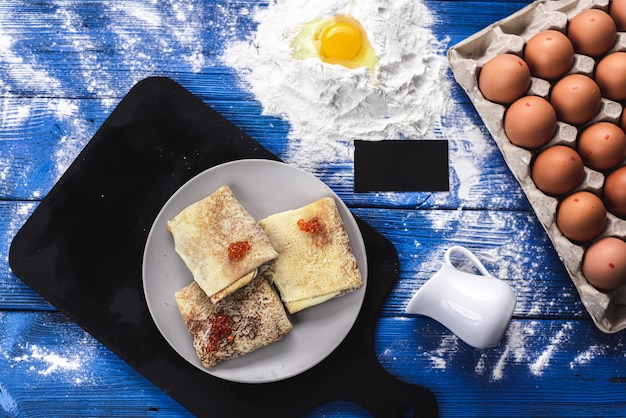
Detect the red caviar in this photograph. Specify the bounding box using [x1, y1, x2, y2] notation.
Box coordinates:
[228, 240, 251, 259]
[207, 313, 233, 353]
[297, 217, 323, 234]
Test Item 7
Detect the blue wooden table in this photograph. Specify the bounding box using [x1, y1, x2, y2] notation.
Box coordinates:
[1, 0, 626, 416]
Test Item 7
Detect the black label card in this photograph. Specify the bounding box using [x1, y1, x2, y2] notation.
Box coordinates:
[354, 139, 449, 192]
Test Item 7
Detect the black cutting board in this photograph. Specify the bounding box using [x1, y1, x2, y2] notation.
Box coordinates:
[8, 77, 438, 417]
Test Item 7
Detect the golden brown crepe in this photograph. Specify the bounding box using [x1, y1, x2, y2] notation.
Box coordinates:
[167, 185, 278, 304]
[258, 197, 363, 314]
[175, 275, 292, 368]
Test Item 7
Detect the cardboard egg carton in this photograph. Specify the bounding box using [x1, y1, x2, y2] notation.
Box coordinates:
[448, 0, 626, 332]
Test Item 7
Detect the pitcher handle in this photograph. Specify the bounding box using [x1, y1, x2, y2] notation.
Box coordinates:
[444, 245, 493, 278]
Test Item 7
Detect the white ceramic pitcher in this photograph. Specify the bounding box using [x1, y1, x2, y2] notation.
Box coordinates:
[406, 246, 517, 349]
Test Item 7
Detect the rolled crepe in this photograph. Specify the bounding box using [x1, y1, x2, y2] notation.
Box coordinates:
[175, 275, 292, 368]
[259, 197, 363, 314]
[168, 185, 278, 303]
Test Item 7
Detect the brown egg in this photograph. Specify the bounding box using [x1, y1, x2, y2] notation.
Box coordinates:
[604, 166, 626, 217]
[478, 54, 530, 104]
[531, 145, 584, 195]
[582, 237, 626, 290]
[504, 96, 557, 149]
[595, 52, 626, 101]
[550, 74, 601, 125]
[524, 30, 574, 79]
[556, 191, 606, 242]
[567, 9, 617, 57]
[610, 0, 626, 31]
[578, 122, 626, 171]
[622, 107, 626, 133]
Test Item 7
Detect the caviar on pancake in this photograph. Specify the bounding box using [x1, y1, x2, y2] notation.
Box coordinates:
[228, 240, 251, 260]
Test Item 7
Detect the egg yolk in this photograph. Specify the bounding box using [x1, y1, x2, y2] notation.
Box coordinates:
[291, 15, 379, 78]
[319, 21, 362, 60]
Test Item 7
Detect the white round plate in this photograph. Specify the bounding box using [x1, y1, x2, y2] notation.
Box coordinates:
[142, 159, 368, 383]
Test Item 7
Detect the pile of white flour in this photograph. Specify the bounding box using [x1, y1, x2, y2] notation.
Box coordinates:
[221, 0, 452, 171]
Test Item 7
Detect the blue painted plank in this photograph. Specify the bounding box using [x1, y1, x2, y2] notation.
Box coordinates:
[0, 201, 54, 310]
[430, 1, 535, 48]
[0, 98, 104, 200]
[375, 317, 626, 417]
[1, 311, 624, 417]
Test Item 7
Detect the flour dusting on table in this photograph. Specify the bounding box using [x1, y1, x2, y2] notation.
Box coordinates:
[486, 321, 533, 381]
[569, 344, 605, 368]
[530, 322, 572, 376]
[221, 0, 453, 171]
[13, 344, 82, 376]
[0, 383, 17, 415]
[8, 339, 97, 385]
[423, 334, 458, 370]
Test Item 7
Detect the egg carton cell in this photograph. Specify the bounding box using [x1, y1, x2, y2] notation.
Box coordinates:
[449, 0, 626, 333]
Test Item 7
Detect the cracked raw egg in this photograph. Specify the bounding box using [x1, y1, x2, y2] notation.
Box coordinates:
[292, 15, 378, 77]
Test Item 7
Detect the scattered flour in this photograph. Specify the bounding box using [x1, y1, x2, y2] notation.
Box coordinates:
[426, 321, 580, 382]
[529, 322, 572, 376]
[0, 383, 17, 415]
[0, 32, 61, 95]
[222, 0, 453, 173]
[108, 1, 207, 74]
[569, 344, 605, 369]
[434, 116, 493, 202]
[423, 334, 458, 370]
[0, 0, 494, 204]
[0, 14, 92, 187]
[490, 321, 535, 381]
[14, 344, 82, 376]
[2, 203, 36, 269]
[8, 341, 96, 385]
